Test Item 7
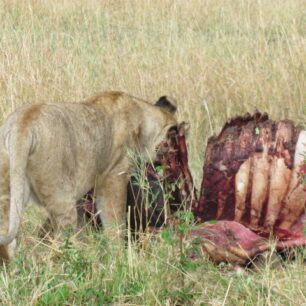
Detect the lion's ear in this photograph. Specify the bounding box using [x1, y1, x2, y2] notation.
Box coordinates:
[154, 96, 177, 114]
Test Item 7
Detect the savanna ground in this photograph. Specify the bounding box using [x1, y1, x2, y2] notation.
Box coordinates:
[0, 0, 305, 305]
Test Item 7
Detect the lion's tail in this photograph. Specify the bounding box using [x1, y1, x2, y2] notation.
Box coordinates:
[0, 128, 32, 245]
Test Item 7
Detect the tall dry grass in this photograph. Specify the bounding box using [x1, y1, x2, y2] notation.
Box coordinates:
[0, 0, 305, 304]
[1, 0, 305, 180]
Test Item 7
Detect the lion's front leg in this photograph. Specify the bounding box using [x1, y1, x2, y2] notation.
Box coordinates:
[95, 170, 129, 237]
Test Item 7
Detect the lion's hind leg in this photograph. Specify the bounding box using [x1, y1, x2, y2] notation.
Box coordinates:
[44, 197, 78, 237]
[39, 199, 90, 242]
[0, 150, 16, 261]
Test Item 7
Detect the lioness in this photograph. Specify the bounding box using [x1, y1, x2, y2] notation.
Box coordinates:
[0, 91, 177, 260]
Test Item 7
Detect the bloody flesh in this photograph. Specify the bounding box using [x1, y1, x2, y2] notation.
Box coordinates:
[81, 113, 305, 263]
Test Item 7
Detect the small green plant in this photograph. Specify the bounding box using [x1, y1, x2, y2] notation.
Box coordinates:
[160, 210, 203, 304]
[58, 233, 90, 280]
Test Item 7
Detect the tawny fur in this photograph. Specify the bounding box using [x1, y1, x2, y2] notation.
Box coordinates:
[0, 91, 177, 260]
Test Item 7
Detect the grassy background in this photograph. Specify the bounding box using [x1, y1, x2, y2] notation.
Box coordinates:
[0, 0, 305, 304]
